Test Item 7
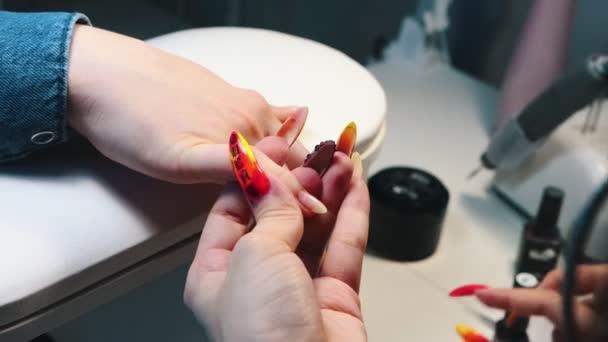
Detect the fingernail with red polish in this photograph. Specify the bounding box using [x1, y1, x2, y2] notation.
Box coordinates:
[276, 107, 308, 146]
[229, 131, 270, 201]
[449, 284, 490, 297]
[336, 121, 357, 156]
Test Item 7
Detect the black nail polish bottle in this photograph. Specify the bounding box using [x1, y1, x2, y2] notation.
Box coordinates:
[496, 187, 564, 341]
[515, 186, 564, 277]
[494, 271, 539, 342]
[494, 318, 530, 342]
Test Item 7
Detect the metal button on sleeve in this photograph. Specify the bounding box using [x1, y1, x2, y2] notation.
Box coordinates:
[30, 131, 57, 145]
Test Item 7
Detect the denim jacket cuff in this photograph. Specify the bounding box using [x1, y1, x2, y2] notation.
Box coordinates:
[0, 12, 91, 162]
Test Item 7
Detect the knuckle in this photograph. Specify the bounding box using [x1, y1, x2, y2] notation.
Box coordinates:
[243, 89, 269, 112]
[235, 88, 271, 137]
[342, 230, 368, 252]
[260, 204, 303, 227]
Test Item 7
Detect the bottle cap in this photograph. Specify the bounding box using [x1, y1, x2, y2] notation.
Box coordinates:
[533, 186, 564, 238]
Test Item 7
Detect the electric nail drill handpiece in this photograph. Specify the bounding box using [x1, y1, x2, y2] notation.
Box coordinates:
[468, 55, 608, 179]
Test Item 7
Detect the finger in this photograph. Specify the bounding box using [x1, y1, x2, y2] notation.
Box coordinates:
[286, 140, 310, 170]
[541, 265, 608, 295]
[255, 136, 290, 166]
[297, 153, 354, 273]
[185, 186, 245, 336]
[291, 166, 323, 199]
[271, 106, 309, 169]
[319, 153, 369, 292]
[245, 172, 305, 251]
[193, 183, 250, 271]
[475, 288, 562, 323]
[477, 287, 608, 340]
[253, 147, 326, 216]
[192, 135, 314, 260]
[229, 131, 327, 250]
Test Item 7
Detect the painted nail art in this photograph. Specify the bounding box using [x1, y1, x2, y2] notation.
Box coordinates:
[336, 121, 357, 156]
[455, 324, 490, 342]
[229, 131, 270, 201]
[449, 284, 490, 297]
[276, 107, 308, 146]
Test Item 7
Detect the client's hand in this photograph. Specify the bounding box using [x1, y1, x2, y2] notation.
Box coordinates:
[67, 25, 307, 184]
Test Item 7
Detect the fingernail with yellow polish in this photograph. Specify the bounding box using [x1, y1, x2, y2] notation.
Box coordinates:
[277, 107, 308, 146]
[229, 131, 270, 201]
[336, 121, 357, 156]
[455, 324, 489, 342]
[297, 190, 328, 214]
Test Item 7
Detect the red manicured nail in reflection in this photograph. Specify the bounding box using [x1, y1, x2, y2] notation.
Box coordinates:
[449, 284, 490, 297]
[229, 131, 270, 201]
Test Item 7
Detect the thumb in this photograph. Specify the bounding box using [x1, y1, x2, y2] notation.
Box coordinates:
[229, 131, 327, 250]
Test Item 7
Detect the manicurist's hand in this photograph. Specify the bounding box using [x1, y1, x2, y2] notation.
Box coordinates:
[476, 265, 608, 342]
[184, 132, 370, 342]
[67, 25, 308, 183]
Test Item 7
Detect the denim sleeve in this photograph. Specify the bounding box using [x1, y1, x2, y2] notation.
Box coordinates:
[0, 11, 90, 162]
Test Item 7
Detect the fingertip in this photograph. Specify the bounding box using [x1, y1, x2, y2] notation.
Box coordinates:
[474, 288, 510, 307]
[286, 141, 309, 169]
[292, 167, 322, 198]
[325, 152, 354, 183]
[324, 151, 354, 181]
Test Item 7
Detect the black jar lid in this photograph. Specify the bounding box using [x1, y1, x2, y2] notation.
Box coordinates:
[367, 167, 450, 261]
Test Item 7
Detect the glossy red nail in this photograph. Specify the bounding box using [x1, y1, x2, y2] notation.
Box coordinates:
[229, 131, 270, 201]
[449, 284, 490, 297]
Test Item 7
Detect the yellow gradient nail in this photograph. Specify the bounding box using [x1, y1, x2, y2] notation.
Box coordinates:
[336, 121, 357, 156]
[455, 324, 489, 342]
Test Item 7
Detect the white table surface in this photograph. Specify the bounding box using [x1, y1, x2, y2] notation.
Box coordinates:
[0, 61, 554, 341]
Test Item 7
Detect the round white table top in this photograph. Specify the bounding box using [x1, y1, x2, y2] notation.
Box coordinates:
[147, 27, 387, 155]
